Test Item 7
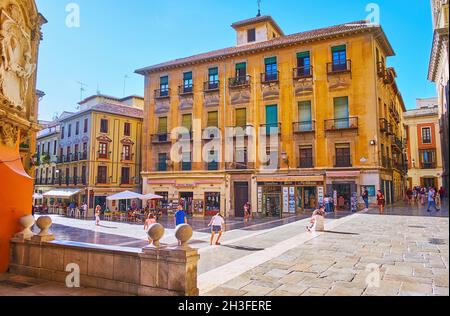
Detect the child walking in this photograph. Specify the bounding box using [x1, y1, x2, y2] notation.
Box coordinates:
[208, 213, 225, 246]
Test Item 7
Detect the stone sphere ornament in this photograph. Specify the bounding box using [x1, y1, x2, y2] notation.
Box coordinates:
[175, 224, 193, 247]
[16, 215, 35, 240]
[147, 223, 165, 247]
[36, 216, 53, 237]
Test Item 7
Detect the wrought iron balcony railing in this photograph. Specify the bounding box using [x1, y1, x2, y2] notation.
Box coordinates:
[293, 66, 313, 80]
[327, 60, 352, 74]
[228, 75, 251, 89]
[325, 117, 358, 131]
[293, 121, 315, 133]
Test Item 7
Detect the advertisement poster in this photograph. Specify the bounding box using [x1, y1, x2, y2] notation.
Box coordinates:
[289, 187, 296, 213]
[283, 187, 289, 213]
[318, 187, 324, 206]
[351, 192, 358, 213]
[257, 187, 263, 213]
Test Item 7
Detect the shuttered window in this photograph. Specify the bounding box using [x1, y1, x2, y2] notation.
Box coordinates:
[299, 101, 312, 122]
[334, 97, 349, 129]
[235, 108, 247, 128]
[207, 111, 219, 127]
[182, 114, 192, 131]
[158, 117, 168, 134]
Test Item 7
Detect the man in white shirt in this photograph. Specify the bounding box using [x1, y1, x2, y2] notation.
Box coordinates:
[208, 213, 225, 246]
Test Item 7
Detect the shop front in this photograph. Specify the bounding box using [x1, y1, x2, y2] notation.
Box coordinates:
[326, 171, 361, 212]
[256, 175, 325, 218]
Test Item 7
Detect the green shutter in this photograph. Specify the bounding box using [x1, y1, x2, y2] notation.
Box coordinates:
[297, 51, 310, 58]
[182, 114, 192, 130]
[264, 57, 277, 65]
[235, 108, 247, 128]
[332, 45, 346, 53]
[236, 62, 246, 70]
[158, 117, 167, 133]
[183, 72, 192, 80]
[209, 67, 218, 76]
[160, 76, 168, 85]
[265, 105, 278, 125]
[207, 111, 219, 127]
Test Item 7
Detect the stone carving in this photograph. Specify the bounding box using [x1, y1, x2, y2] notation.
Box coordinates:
[0, 120, 19, 146]
[328, 74, 351, 90]
[230, 90, 251, 105]
[204, 93, 220, 108]
[294, 78, 314, 96]
[175, 224, 193, 247]
[121, 138, 135, 146]
[96, 135, 112, 143]
[0, 4, 36, 112]
[262, 83, 279, 100]
[32, 215, 55, 242]
[179, 97, 194, 110]
[155, 101, 170, 114]
[14, 215, 35, 240]
[147, 223, 165, 248]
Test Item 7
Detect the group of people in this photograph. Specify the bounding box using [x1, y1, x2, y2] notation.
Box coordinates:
[406, 186, 445, 208]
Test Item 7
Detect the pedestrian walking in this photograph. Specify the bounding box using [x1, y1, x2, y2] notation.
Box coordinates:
[439, 187, 446, 201]
[307, 206, 326, 232]
[95, 205, 101, 226]
[406, 188, 413, 205]
[144, 214, 157, 244]
[427, 187, 440, 212]
[362, 188, 369, 211]
[208, 213, 225, 246]
[243, 202, 251, 223]
[420, 187, 426, 205]
[376, 190, 385, 214]
[80, 202, 87, 219]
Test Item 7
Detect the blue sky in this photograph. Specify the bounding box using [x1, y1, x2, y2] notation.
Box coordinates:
[35, 0, 436, 121]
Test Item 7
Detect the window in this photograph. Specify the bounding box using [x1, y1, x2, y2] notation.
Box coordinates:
[299, 146, 313, 168]
[298, 101, 312, 131]
[181, 151, 192, 171]
[53, 140, 57, 155]
[420, 150, 436, 169]
[183, 72, 193, 92]
[208, 67, 219, 89]
[81, 166, 87, 185]
[100, 119, 108, 134]
[75, 122, 80, 135]
[335, 144, 351, 167]
[124, 122, 131, 136]
[205, 192, 220, 215]
[421, 127, 432, 144]
[68, 124, 72, 138]
[158, 153, 168, 171]
[61, 126, 65, 139]
[121, 167, 130, 184]
[264, 57, 278, 81]
[155, 192, 169, 208]
[297, 52, 311, 77]
[59, 148, 63, 161]
[334, 97, 349, 129]
[47, 142, 51, 155]
[235, 108, 247, 128]
[331, 45, 347, 71]
[123, 145, 131, 160]
[66, 147, 71, 162]
[97, 166, 107, 184]
[65, 168, 70, 184]
[181, 114, 192, 131]
[207, 150, 219, 170]
[158, 117, 168, 134]
[74, 144, 79, 160]
[41, 144, 45, 154]
[235, 148, 248, 169]
[265, 105, 278, 135]
[160, 76, 169, 96]
[247, 28, 256, 42]
[207, 111, 219, 128]
[99, 142, 108, 159]
[73, 167, 78, 185]
[84, 118, 88, 133]
[235, 62, 247, 78]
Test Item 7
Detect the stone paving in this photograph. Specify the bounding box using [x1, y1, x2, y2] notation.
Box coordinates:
[205, 205, 449, 296]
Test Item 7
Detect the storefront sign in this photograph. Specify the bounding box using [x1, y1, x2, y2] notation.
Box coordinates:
[257, 176, 324, 182]
[318, 187, 324, 206]
[289, 187, 296, 213]
[283, 187, 289, 213]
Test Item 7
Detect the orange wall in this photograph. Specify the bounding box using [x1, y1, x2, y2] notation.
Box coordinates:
[417, 123, 437, 150]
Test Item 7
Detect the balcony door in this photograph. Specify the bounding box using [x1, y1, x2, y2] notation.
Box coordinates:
[265, 105, 278, 135]
[298, 101, 312, 131]
[334, 97, 349, 129]
[332, 45, 347, 71]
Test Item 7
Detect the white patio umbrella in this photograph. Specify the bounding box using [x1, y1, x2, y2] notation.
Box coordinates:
[33, 193, 43, 199]
[106, 191, 144, 212]
[141, 193, 164, 200]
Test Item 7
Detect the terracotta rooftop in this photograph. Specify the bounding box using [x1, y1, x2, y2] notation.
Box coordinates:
[136, 20, 395, 75]
[60, 103, 143, 122]
[231, 15, 285, 36]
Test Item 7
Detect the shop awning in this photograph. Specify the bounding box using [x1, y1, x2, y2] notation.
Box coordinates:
[32, 193, 43, 199]
[43, 189, 84, 198]
[106, 191, 144, 201]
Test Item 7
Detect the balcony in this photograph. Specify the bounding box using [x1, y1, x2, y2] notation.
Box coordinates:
[298, 157, 314, 169]
[205, 161, 220, 171]
[261, 72, 279, 84]
[382, 156, 392, 169]
[226, 162, 255, 170]
[180, 161, 192, 171]
[379, 118, 388, 133]
[156, 162, 168, 172]
[57, 156, 65, 164]
[120, 178, 134, 186]
[73, 176, 78, 186]
[377, 62, 386, 78]
[178, 84, 194, 96]
[152, 133, 171, 144]
[64, 155, 72, 163]
[96, 177, 110, 185]
[121, 153, 134, 162]
[324, 117, 358, 131]
[204, 80, 220, 93]
[293, 66, 313, 80]
[293, 121, 315, 134]
[229, 75, 251, 89]
[392, 137, 404, 150]
[97, 151, 111, 160]
[334, 155, 352, 168]
[383, 70, 394, 85]
[260, 123, 282, 136]
[154, 88, 170, 100]
[79, 151, 88, 161]
[421, 162, 437, 169]
[327, 60, 352, 75]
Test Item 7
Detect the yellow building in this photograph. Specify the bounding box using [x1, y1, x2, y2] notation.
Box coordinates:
[405, 98, 443, 189]
[42, 94, 144, 217]
[136, 15, 407, 218]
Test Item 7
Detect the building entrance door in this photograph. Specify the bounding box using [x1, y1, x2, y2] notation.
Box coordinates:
[179, 192, 194, 216]
[262, 186, 282, 218]
[234, 182, 249, 218]
[332, 184, 351, 211]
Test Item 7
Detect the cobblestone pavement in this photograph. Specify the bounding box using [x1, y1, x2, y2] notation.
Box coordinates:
[204, 203, 449, 296]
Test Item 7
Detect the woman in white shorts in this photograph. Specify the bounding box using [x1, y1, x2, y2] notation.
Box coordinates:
[208, 213, 225, 246]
